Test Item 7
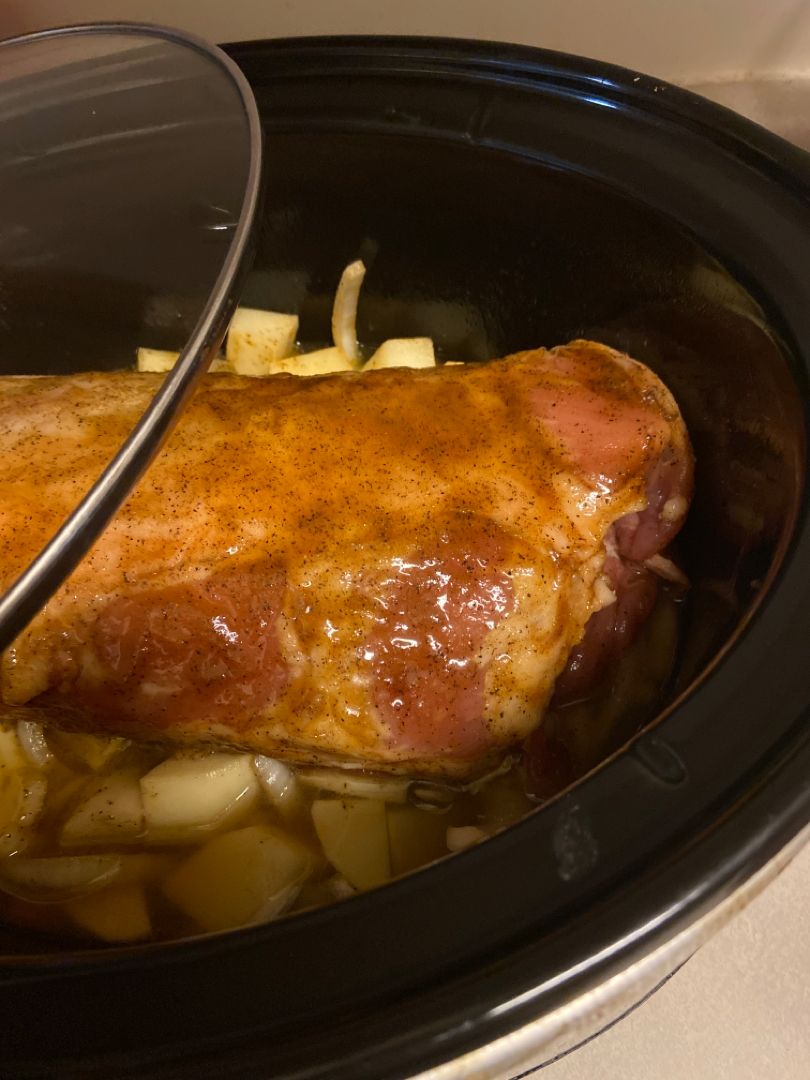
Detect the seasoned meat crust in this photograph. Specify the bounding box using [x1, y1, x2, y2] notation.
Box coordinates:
[0, 342, 692, 780]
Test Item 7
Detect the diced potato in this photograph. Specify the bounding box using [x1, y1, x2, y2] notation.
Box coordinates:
[136, 347, 179, 373]
[311, 798, 390, 891]
[67, 883, 151, 943]
[363, 338, 435, 371]
[0, 787, 42, 855]
[163, 824, 314, 932]
[0, 735, 47, 855]
[0, 854, 121, 902]
[140, 753, 258, 842]
[226, 307, 298, 375]
[297, 767, 409, 804]
[137, 349, 232, 374]
[230, 347, 356, 379]
[253, 757, 304, 819]
[47, 731, 129, 772]
[294, 873, 355, 912]
[288, 346, 355, 376]
[0, 724, 28, 773]
[116, 853, 178, 885]
[386, 804, 449, 877]
[41, 767, 87, 825]
[61, 772, 145, 847]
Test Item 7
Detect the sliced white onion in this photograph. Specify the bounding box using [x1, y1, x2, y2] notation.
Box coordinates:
[326, 875, 355, 900]
[446, 825, 486, 853]
[297, 766, 409, 804]
[644, 553, 689, 587]
[661, 495, 689, 524]
[0, 854, 122, 903]
[331, 260, 366, 363]
[16, 721, 52, 767]
[253, 756, 303, 818]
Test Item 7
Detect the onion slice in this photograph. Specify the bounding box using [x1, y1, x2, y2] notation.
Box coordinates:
[296, 766, 409, 803]
[16, 720, 52, 767]
[253, 756, 303, 818]
[331, 260, 366, 363]
[0, 854, 122, 903]
[644, 553, 689, 588]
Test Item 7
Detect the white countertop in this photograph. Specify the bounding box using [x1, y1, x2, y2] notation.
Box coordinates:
[545, 840, 810, 1079]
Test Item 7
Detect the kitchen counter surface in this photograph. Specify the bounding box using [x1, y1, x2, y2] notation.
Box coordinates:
[544, 839, 810, 1079]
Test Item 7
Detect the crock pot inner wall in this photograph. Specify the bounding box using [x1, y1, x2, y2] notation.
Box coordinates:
[250, 128, 801, 706]
[0, 126, 801, 959]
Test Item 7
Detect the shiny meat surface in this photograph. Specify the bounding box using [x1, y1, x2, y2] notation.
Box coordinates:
[0, 342, 692, 780]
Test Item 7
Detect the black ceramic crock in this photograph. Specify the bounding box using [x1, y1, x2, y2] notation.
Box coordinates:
[0, 37, 808, 1080]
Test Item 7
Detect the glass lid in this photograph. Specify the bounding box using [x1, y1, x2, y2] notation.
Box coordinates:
[0, 23, 262, 651]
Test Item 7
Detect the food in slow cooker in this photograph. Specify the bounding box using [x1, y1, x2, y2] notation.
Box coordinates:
[0, 266, 692, 942]
[0, 343, 690, 779]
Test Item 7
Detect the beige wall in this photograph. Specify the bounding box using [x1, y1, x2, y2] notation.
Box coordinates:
[2, 0, 810, 84]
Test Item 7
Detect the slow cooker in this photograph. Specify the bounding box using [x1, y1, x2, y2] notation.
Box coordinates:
[0, 36, 808, 1080]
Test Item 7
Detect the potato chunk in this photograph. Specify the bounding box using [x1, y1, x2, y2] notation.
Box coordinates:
[311, 798, 390, 890]
[61, 772, 145, 847]
[233, 346, 356, 378]
[363, 338, 435, 371]
[253, 756, 304, 819]
[288, 346, 355, 376]
[0, 726, 47, 856]
[226, 308, 298, 375]
[136, 347, 179, 373]
[0, 724, 30, 774]
[386, 804, 449, 877]
[116, 853, 178, 885]
[136, 349, 231, 375]
[140, 753, 258, 842]
[163, 824, 314, 932]
[67, 883, 151, 943]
